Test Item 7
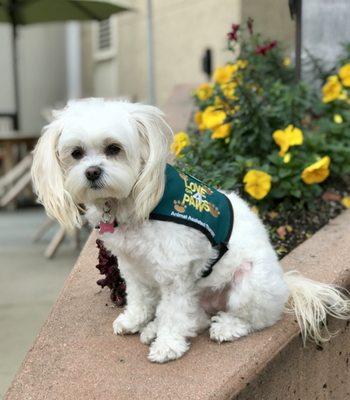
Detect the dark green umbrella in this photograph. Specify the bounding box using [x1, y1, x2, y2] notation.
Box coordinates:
[0, 0, 130, 128]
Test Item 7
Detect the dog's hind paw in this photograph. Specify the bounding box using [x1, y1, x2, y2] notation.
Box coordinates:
[209, 313, 251, 342]
[148, 336, 189, 363]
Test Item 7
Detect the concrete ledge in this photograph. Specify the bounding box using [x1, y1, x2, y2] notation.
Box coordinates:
[162, 84, 197, 132]
[5, 211, 350, 400]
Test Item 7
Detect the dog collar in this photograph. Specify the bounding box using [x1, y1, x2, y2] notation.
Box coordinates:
[98, 200, 117, 234]
[99, 221, 116, 234]
[98, 219, 127, 235]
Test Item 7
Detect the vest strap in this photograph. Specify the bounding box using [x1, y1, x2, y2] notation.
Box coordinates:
[200, 242, 229, 278]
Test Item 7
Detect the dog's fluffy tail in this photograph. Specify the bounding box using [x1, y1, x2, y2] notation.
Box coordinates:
[284, 271, 350, 344]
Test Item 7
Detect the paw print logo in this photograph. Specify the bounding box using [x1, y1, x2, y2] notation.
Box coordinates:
[203, 186, 213, 195]
[179, 172, 188, 181]
[173, 200, 186, 213]
[208, 203, 220, 217]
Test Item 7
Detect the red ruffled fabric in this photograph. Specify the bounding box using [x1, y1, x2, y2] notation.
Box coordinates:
[96, 239, 126, 306]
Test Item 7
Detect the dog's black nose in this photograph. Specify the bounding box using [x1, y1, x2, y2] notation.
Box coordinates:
[85, 166, 102, 181]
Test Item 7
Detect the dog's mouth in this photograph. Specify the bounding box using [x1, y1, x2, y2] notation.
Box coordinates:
[89, 180, 105, 190]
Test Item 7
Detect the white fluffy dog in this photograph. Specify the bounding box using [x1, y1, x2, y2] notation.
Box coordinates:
[31, 98, 350, 363]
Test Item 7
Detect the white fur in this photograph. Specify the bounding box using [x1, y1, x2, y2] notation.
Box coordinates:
[284, 271, 350, 343]
[31, 99, 350, 363]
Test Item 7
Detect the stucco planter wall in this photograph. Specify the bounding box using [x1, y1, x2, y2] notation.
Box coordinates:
[5, 210, 350, 400]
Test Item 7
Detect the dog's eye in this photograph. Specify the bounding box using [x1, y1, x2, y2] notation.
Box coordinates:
[71, 147, 84, 160]
[105, 144, 121, 156]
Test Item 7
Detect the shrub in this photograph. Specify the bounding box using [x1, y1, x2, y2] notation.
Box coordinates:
[173, 20, 350, 210]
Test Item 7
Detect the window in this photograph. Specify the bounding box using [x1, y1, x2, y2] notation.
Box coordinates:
[98, 19, 112, 51]
[93, 17, 117, 61]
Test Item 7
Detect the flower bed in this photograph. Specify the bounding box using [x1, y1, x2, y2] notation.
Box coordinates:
[172, 19, 350, 257]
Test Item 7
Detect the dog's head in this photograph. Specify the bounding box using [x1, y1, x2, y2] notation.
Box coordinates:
[31, 99, 173, 231]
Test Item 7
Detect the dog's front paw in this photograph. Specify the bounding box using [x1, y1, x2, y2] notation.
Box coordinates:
[148, 336, 189, 363]
[113, 313, 143, 335]
[140, 320, 158, 344]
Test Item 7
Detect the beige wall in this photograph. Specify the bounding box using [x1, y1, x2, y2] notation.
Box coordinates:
[152, 0, 241, 105]
[82, 0, 241, 106]
[242, 0, 295, 53]
[0, 24, 67, 132]
[81, 24, 94, 98]
[0, 26, 15, 115]
[81, 19, 119, 99]
[81, 0, 295, 106]
[116, 0, 148, 102]
[118, 0, 242, 105]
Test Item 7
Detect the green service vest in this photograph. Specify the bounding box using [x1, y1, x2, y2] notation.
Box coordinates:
[150, 164, 234, 277]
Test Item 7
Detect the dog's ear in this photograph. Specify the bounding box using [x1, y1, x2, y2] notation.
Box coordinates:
[31, 119, 81, 232]
[129, 104, 173, 221]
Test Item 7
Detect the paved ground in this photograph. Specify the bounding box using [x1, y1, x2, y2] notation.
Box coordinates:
[0, 208, 86, 399]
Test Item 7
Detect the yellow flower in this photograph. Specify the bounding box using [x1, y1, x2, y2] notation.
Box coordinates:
[283, 153, 291, 163]
[338, 90, 348, 101]
[322, 75, 342, 103]
[171, 131, 190, 157]
[334, 114, 343, 124]
[213, 64, 238, 84]
[339, 63, 350, 87]
[273, 124, 303, 156]
[236, 59, 248, 69]
[341, 196, 350, 208]
[202, 106, 226, 130]
[221, 81, 237, 100]
[195, 83, 213, 101]
[283, 57, 291, 67]
[194, 111, 206, 130]
[214, 96, 225, 107]
[194, 111, 202, 125]
[301, 156, 331, 185]
[211, 123, 231, 139]
[243, 170, 272, 200]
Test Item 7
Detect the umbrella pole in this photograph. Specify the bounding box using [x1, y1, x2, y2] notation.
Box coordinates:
[11, 21, 20, 130]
